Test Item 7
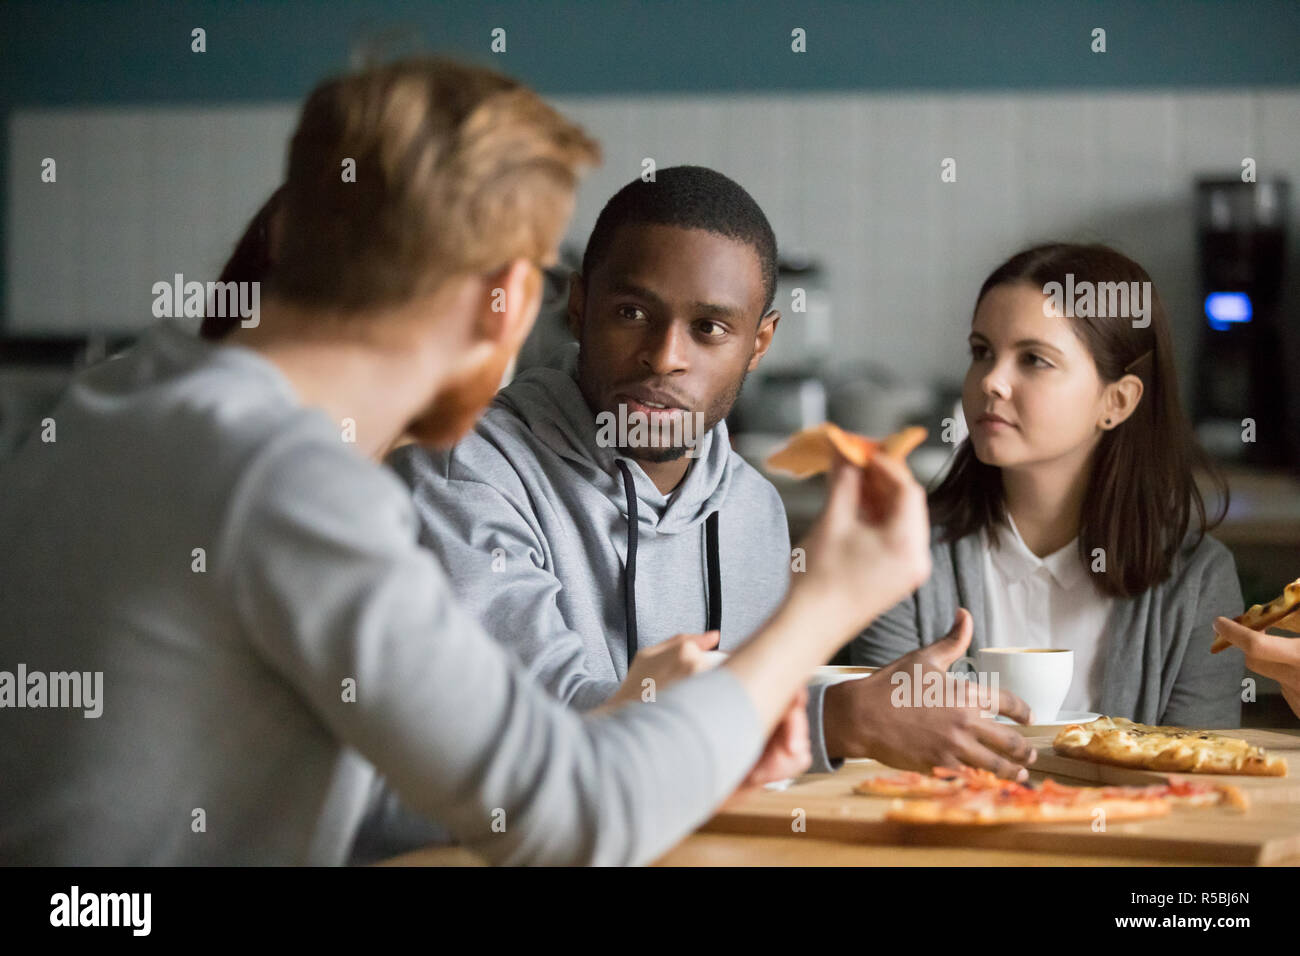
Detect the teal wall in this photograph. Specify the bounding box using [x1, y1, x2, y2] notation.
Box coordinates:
[3, 0, 1300, 326]
[5, 0, 1300, 103]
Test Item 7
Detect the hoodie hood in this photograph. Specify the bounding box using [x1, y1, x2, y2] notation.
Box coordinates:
[493, 344, 734, 536]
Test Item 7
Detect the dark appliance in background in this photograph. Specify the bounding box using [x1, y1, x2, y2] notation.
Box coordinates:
[1193, 178, 1293, 467]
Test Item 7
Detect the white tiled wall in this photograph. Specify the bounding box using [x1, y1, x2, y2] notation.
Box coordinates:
[7, 107, 295, 334]
[9, 89, 1300, 387]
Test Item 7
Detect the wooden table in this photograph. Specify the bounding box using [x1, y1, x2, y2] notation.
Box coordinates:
[382, 831, 1300, 867]
[382, 726, 1300, 867]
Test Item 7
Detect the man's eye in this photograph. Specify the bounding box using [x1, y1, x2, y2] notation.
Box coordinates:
[617, 305, 647, 322]
[698, 320, 727, 337]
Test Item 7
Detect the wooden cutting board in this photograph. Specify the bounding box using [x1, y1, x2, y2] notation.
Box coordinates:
[704, 756, 1300, 864]
[1026, 727, 1300, 802]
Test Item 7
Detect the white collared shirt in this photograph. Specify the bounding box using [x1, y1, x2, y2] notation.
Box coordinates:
[980, 514, 1113, 713]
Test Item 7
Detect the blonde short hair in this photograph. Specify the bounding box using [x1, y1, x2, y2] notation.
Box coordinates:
[272, 57, 600, 311]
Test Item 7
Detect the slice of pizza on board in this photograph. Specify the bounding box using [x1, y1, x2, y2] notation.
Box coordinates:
[1053, 716, 1288, 776]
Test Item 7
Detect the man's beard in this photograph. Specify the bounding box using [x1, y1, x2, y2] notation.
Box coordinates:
[609, 369, 749, 463]
[405, 343, 513, 448]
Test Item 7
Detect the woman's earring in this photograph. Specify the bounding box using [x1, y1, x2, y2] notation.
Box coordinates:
[1104, 418, 1112, 426]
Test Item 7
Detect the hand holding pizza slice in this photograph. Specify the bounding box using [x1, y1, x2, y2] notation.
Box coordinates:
[1212, 614, 1300, 722]
[1211, 576, 1300, 654]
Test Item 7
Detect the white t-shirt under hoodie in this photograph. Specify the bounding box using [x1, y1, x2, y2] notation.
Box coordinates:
[980, 514, 1113, 714]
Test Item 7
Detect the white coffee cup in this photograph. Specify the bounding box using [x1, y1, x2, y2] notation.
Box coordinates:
[954, 648, 1073, 723]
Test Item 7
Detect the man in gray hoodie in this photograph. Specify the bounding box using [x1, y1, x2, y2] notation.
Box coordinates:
[0, 62, 939, 866]
[388, 168, 819, 743]
[390, 167, 1038, 780]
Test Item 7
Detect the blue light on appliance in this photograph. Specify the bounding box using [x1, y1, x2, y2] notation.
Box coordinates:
[1205, 292, 1253, 331]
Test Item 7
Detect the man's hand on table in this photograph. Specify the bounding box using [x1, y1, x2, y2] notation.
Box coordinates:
[823, 608, 1038, 781]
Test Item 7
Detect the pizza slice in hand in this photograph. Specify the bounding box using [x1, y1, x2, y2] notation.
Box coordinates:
[1211, 576, 1300, 654]
[765, 422, 927, 479]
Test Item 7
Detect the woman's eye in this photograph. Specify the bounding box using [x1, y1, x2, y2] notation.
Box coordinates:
[1023, 352, 1052, 368]
[969, 344, 989, 360]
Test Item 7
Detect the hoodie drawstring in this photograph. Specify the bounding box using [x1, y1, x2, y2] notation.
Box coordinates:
[616, 459, 721, 667]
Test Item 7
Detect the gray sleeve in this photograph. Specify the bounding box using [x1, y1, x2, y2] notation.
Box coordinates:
[347, 776, 457, 865]
[1160, 540, 1247, 729]
[222, 440, 763, 866]
[388, 447, 619, 711]
[762, 489, 841, 774]
[850, 590, 923, 667]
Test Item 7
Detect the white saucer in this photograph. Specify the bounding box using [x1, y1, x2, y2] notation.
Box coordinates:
[994, 710, 1100, 726]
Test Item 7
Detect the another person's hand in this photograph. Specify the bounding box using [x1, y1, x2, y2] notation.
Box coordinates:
[733, 688, 812, 796]
[604, 631, 720, 708]
[1213, 616, 1300, 718]
[792, 452, 932, 638]
[823, 609, 1038, 781]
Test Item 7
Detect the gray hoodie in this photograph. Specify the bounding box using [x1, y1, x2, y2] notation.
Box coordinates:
[388, 346, 838, 770]
[0, 323, 763, 866]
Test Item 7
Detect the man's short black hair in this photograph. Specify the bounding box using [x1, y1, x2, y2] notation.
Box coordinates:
[580, 165, 778, 315]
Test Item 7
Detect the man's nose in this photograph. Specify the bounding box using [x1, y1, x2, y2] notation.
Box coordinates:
[640, 322, 689, 376]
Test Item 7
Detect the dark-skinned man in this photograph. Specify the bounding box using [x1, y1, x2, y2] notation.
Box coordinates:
[390, 165, 1037, 781]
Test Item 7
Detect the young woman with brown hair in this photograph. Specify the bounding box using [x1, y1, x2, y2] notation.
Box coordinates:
[853, 243, 1245, 727]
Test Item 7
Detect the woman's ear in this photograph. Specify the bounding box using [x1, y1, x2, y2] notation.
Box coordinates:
[1100, 373, 1144, 429]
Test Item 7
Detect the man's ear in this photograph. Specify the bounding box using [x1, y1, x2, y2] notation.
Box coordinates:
[565, 271, 585, 341]
[1101, 373, 1144, 429]
[746, 310, 781, 372]
[478, 259, 543, 350]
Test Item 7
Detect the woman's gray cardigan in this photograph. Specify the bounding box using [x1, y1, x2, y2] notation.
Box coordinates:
[851, 528, 1247, 728]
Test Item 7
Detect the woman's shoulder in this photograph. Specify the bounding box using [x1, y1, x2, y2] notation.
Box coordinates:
[1157, 529, 1239, 602]
[1173, 528, 1235, 571]
[924, 524, 984, 582]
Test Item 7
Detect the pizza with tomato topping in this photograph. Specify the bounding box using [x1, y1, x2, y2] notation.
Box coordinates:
[854, 765, 1247, 825]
